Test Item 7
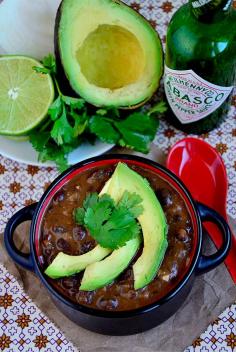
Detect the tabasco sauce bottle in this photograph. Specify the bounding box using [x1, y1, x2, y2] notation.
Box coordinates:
[164, 0, 236, 134]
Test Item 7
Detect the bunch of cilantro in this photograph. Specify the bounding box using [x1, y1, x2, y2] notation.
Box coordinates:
[74, 191, 143, 249]
[31, 55, 167, 171]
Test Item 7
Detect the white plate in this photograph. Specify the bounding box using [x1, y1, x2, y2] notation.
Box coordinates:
[0, 0, 113, 167]
[0, 136, 113, 167]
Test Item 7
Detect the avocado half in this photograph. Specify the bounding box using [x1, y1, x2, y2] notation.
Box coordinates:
[55, 0, 163, 108]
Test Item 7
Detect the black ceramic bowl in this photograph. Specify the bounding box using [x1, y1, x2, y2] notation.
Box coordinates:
[4, 155, 231, 335]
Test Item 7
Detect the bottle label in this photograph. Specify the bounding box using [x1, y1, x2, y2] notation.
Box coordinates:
[164, 66, 233, 124]
[191, 0, 212, 8]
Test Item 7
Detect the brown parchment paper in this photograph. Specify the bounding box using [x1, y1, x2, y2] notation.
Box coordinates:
[1, 147, 235, 352]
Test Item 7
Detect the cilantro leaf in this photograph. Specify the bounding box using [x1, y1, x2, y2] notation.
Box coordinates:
[32, 66, 51, 74]
[74, 208, 86, 225]
[89, 116, 120, 144]
[62, 96, 85, 110]
[84, 201, 113, 234]
[89, 110, 160, 153]
[33, 54, 56, 75]
[96, 109, 108, 116]
[74, 191, 143, 249]
[41, 54, 56, 74]
[83, 193, 114, 231]
[51, 105, 74, 145]
[29, 131, 51, 152]
[71, 111, 88, 137]
[48, 96, 62, 121]
[38, 145, 68, 171]
[76, 192, 114, 224]
[83, 193, 100, 210]
[115, 112, 159, 153]
[118, 191, 143, 218]
[98, 207, 140, 249]
[148, 101, 168, 115]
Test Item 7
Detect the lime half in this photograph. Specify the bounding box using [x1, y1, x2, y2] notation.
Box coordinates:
[0, 56, 54, 135]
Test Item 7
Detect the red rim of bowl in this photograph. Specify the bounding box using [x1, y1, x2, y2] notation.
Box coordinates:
[31, 155, 201, 317]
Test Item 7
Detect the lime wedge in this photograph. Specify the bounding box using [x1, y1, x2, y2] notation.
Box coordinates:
[0, 56, 54, 135]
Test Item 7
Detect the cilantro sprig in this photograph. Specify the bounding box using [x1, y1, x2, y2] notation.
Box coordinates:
[30, 54, 167, 171]
[74, 191, 143, 249]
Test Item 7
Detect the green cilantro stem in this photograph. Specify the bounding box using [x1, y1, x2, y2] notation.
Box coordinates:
[39, 118, 52, 132]
[54, 77, 63, 96]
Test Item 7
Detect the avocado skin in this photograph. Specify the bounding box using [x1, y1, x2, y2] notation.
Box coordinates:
[54, 1, 77, 97]
[54, 0, 164, 109]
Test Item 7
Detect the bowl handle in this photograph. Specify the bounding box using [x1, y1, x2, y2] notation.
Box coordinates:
[4, 203, 37, 272]
[196, 202, 231, 274]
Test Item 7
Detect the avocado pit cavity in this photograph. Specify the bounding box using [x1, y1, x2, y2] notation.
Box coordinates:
[77, 24, 145, 89]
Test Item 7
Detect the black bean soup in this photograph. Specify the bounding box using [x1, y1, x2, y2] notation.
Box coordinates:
[39, 164, 194, 311]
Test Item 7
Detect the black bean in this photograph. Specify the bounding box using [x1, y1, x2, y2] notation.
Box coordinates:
[68, 288, 79, 296]
[156, 189, 173, 207]
[72, 226, 87, 241]
[43, 248, 52, 256]
[120, 290, 137, 300]
[53, 225, 66, 234]
[118, 269, 133, 282]
[96, 296, 119, 310]
[116, 283, 130, 295]
[171, 263, 178, 278]
[47, 252, 58, 264]
[56, 238, 71, 251]
[139, 289, 150, 300]
[80, 241, 94, 254]
[77, 291, 94, 305]
[87, 169, 113, 184]
[87, 171, 102, 184]
[53, 191, 65, 203]
[178, 249, 188, 260]
[42, 233, 52, 242]
[173, 214, 183, 222]
[60, 278, 73, 289]
[172, 204, 184, 214]
[60, 276, 79, 290]
[38, 255, 44, 265]
[186, 225, 193, 234]
[176, 229, 189, 242]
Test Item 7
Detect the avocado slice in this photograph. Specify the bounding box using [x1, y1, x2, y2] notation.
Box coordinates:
[55, 0, 163, 108]
[105, 163, 168, 290]
[45, 245, 111, 279]
[80, 237, 140, 291]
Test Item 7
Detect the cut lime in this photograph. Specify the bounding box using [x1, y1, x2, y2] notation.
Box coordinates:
[5, 135, 29, 141]
[0, 56, 54, 136]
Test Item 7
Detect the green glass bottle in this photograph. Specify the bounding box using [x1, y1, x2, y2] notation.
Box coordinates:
[164, 0, 236, 134]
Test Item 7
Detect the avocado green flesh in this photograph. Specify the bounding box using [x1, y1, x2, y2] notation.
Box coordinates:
[80, 237, 140, 291]
[44, 246, 111, 279]
[106, 163, 168, 290]
[57, 0, 163, 107]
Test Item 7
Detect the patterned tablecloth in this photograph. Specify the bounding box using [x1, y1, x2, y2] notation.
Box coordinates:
[0, 0, 236, 351]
